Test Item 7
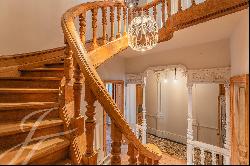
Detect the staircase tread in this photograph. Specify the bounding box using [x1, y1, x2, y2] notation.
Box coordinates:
[0, 102, 58, 110]
[0, 137, 70, 165]
[0, 88, 59, 93]
[0, 77, 61, 81]
[0, 119, 63, 137]
[20, 68, 64, 71]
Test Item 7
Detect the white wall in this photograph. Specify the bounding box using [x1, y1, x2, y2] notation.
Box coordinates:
[125, 39, 230, 73]
[230, 9, 249, 76]
[0, 0, 90, 55]
[146, 70, 219, 145]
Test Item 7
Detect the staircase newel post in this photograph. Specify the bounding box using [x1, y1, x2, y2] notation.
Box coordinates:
[83, 82, 98, 165]
[111, 121, 122, 165]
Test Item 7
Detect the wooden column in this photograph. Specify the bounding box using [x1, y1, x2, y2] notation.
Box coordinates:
[167, 0, 171, 18]
[102, 7, 107, 45]
[79, 12, 86, 45]
[187, 83, 194, 165]
[123, 7, 127, 35]
[127, 143, 138, 164]
[224, 82, 231, 165]
[111, 122, 122, 165]
[161, 0, 166, 27]
[92, 8, 98, 49]
[110, 6, 115, 41]
[153, 4, 157, 21]
[178, 0, 182, 12]
[84, 84, 97, 164]
[117, 5, 122, 38]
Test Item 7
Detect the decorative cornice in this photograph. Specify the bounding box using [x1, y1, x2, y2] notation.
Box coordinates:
[187, 67, 231, 84]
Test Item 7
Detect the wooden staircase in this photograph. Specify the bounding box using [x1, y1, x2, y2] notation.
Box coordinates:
[0, 61, 73, 165]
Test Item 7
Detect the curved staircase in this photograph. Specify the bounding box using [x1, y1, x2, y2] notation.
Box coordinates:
[0, 0, 248, 165]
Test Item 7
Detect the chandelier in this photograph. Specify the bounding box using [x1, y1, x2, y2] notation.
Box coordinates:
[128, 13, 158, 52]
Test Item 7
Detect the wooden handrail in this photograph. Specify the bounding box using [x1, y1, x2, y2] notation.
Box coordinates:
[61, 1, 162, 165]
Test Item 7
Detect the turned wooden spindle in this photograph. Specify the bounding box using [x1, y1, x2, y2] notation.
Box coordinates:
[138, 154, 146, 165]
[147, 158, 153, 165]
[153, 4, 157, 21]
[110, 6, 115, 41]
[154, 160, 159, 165]
[191, 0, 196, 6]
[123, 7, 127, 35]
[167, 0, 171, 18]
[102, 7, 107, 45]
[161, 0, 166, 27]
[127, 143, 138, 164]
[91, 8, 98, 49]
[84, 85, 97, 164]
[178, 0, 182, 12]
[73, 59, 83, 118]
[79, 13, 86, 44]
[111, 122, 122, 165]
[64, 39, 73, 87]
[117, 5, 121, 38]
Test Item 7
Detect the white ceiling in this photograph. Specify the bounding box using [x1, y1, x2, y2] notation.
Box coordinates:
[119, 9, 248, 58]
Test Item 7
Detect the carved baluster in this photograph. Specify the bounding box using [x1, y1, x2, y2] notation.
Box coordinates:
[73, 59, 84, 118]
[162, 0, 166, 27]
[154, 160, 159, 165]
[84, 84, 97, 164]
[123, 7, 127, 35]
[110, 6, 115, 41]
[178, 0, 182, 12]
[144, 8, 149, 15]
[191, 0, 196, 6]
[212, 152, 216, 165]
[92, 8, 98, 49]
[147, 158, 153, 165]
[167, 0, 171, 18]
[200, 148, 205, 165]
[138, 154, 145, 165]
[111, 122, 122, 165]
[127, 143, 138, 164]
[79, 12, 86, 45]
[102, 7, 107, 45]
[153, 4, 157, 21]
[64, 39, 74, 87]
[117, 5, 121, 38]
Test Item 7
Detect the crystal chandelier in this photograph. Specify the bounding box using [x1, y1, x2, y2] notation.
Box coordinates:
[128, 12, 158, 52]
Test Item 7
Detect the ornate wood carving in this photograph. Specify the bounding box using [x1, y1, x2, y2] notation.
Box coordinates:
[79, 13, 86, 44]
[178, 0, 182, 12]
[117, 5, 122, 38]
[127, 143, 138, 164]
[102, 7, 107, 45]
[123, 7, 127, 35]
[161, 0, 166, 27]
[110, 6, 115, 41]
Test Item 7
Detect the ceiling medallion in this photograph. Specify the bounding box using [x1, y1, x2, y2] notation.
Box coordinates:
[128, 12, 158, 52]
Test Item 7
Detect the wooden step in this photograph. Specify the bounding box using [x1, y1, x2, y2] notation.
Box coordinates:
[0, 88, 59, 103]
[0, 137, 70, 165]
[44, 62, 64, 68]
[0, 77, 61, 89]
[0, 119, 64, 150]
[20, 68, 64, 77]
[0, 102, 59, 122]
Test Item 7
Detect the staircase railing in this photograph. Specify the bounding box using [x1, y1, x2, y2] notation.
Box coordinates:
[60, 0, 248, 164]
[61, 1, 162, 165]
